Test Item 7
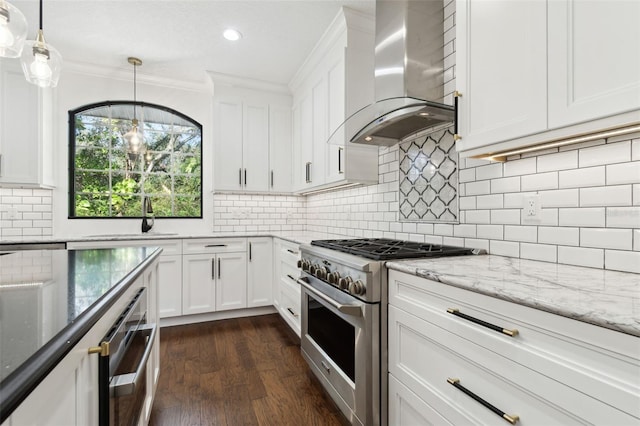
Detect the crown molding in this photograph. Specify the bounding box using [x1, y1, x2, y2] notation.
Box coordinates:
[63, 60, 213, 94]
[207, 71, 290, 95]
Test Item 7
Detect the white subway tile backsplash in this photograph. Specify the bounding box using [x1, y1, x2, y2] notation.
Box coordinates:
[434, 224, 454, 236]
[605, 250, 640, 273]
[489, 240, 519, 257]
[454, 224, 476, 238]
[465, 210, 490, 224]
[503, 157, 537, 177]
[579, 141, 631, 167]
[538, 226, 579, 246]
[559, 166, 605, 189]
[459, 196, 476, 210]
[459, 168, 476, 183]
[558, 246, 604, 268]
[581, 228, 632, 250]
[634, 230, 640, 251]
[537, 150, 578, 172]
[633, 139, 640, 161]
[491, 177, 521, 194]
[477, 225, 504, 240]
[558, 208, 605, 227]
[504, 225, 537, 243]
[491, 209, 521, 225]
[476, 163, 503, 180]
[520, 243, 557, 262]
[465, 180, 491, 196]
[464, 239, 489, 251]
[539, 189, 579, 208]
[580, 185, 632, 207]
[521, 172, 558, 191]
[633, 184, 640, 206]
[476, 194, 503, 209]
[607, 162, 640, 185]
[606, 207, 640, 228]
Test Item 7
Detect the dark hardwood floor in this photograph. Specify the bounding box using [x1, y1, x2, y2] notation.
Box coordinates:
[149, 314, 349, 426]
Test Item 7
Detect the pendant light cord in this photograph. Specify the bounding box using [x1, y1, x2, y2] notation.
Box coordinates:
[39, 0, 43, 30]
[133, 62, 137, 120]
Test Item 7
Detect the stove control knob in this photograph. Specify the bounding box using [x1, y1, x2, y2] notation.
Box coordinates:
[348, 280, 365, 296]
[337, 276, 352, 290]
[299, 259, 310, 272]
[309, 264, 318, 275]
[327, 271, 340, 284]
[297, 259, 303, 269]
[315, 266, 328, 280]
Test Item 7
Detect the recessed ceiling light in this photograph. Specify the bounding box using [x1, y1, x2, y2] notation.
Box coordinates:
[364, 136, 373, 142]
[223, 28, 242, 41]
[419, 112, 430, 116]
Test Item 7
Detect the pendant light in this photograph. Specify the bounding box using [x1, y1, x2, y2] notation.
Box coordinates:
[20, 0, 62, 87]
[124, 57, 144, 160]
[0, 0, 28, 58]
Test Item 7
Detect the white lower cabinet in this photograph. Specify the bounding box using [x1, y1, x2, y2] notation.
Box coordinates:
[272, 238, 301, 336]
[182, 250, 247, 314]
[388, 270, 640, 425]
[247, 237, 273, 308]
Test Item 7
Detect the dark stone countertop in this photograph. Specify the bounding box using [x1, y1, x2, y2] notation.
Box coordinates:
[0, 246, 162, 423]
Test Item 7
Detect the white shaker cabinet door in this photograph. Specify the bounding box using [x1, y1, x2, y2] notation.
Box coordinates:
[247, 237, 273, 308]
[182, 254, 217, 315]
[242, 103, 270, 192]
[269, 105, 292, 192]
[157, 255, 182, 318]
[547, 0, 640, 129]
[456, 0, 547, 152]
[215, 251, 248, 312]
[213, 98, 243, 191]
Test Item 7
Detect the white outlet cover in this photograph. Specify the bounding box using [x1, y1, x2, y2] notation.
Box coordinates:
[522, 195, 542, 223]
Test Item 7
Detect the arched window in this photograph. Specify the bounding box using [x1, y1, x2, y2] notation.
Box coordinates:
[69, 101, 202, 218]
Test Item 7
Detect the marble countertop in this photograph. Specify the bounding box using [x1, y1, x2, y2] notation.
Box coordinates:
[386, 255, 640, 337]
[0, 247, 162, 422]
[0, 231, 349, 247]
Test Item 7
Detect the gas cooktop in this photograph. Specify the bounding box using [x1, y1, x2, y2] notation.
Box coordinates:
[310, 238, 480, 261]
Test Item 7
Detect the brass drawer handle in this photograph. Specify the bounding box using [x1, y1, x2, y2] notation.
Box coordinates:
[447, 378, 519, 425]
[447, 308, 519, 337]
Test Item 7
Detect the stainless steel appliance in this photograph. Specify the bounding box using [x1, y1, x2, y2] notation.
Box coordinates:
[298, 238, 482, 426]
[95, 287, 156, 426]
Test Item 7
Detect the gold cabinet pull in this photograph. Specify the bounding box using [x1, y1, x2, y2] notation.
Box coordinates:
[447, 308, 519, 337]
[447, 378, 519, 424]
[88, 341, 109, 356]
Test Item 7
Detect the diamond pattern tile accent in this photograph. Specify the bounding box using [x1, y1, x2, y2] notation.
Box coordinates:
[399, 127, 459, 222]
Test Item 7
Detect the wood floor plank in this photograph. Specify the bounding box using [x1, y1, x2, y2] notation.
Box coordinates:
[149, 314, 348, 426]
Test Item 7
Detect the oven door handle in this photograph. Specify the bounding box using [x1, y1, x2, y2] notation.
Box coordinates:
[111, 323, 157, 397]
[297, 278, 363, 317]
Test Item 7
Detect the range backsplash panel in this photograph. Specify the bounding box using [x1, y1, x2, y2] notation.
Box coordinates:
[399, 127, 458, 222]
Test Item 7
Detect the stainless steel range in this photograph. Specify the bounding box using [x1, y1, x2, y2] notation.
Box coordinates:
[297, 238, 482, 426]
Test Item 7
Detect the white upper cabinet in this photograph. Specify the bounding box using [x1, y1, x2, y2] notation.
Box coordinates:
[456, 0, 640, 157]
[0, 59, 54, 187]
[290, 8, 379, 193]
[269, 106, 292, 192]
[547, 0, 640, 128]
[455, 0, 547, 152]
[212, 80, 292, 193]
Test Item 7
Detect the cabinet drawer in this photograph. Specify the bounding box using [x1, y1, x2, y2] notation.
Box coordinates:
[281, 262, 299, 285]
[68, 239, 182, 256]
[182, 238, 246, 254]
[279, 279, 301, 329]
[389, 305, 636, 425]
[279, 240, 300, 266]
[389, 270, 640, 418]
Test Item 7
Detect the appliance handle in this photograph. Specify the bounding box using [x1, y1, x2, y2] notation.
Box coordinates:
[297, 278, 362, 317]
[110, 323, 157, 397]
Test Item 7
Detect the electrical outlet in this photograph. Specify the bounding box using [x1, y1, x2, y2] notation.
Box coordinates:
[523, 195, 541, 223]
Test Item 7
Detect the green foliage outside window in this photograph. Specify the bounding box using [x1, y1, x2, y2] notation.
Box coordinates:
[69, 102, 202, 218]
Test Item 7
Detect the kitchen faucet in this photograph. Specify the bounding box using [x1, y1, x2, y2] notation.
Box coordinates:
[142, 196, 154, 233]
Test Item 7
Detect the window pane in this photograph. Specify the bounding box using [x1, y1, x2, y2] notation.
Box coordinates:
[175, 196, 201, 217]
[70, 102, 202, 218]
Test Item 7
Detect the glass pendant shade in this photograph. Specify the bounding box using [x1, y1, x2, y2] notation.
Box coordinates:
[20, 29, 62, 87]
[0, 0, 28, 58]
[124, 118, 144, 158]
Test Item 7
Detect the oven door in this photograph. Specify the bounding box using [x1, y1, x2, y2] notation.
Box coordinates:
[299, 276, 380, 426]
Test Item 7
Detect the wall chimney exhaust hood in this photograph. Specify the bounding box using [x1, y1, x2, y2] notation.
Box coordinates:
[329, 0, 455, 147]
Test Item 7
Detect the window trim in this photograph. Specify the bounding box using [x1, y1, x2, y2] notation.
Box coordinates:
[68, 100, 203, 219]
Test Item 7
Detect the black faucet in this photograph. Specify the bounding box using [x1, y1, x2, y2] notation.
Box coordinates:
[142, 196, 154, 233]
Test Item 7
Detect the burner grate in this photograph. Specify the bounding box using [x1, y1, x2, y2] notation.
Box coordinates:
[311, 238, 478, 260]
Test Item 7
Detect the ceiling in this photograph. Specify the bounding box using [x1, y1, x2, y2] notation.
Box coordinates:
[11, 0, 375, 86]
